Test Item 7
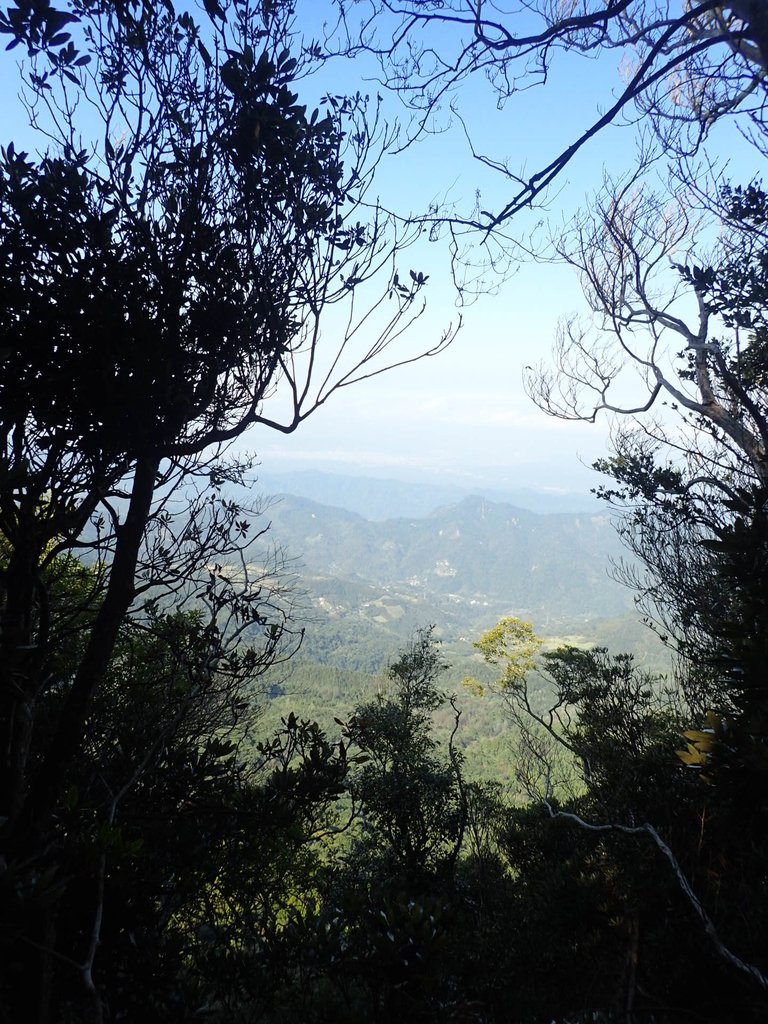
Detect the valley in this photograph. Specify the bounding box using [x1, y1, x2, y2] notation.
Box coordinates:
[248, 476, 672, 784]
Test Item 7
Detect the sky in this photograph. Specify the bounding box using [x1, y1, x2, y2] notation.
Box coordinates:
[1, 2, 761, 500]
[243, 10, 752, 498]
[254, 38, 619, 491]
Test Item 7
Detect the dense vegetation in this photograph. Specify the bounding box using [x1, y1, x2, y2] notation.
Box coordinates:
[3, 0, 768, 1021]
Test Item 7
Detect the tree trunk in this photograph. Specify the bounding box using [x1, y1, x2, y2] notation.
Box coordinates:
[0, 528, 46, 824]
[24, 452, 161, 839]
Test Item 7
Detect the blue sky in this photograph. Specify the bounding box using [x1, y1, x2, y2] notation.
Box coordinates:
[2, 2, 760, 498]
[245, 16, 641, 495]
[248, 9, 745, 496]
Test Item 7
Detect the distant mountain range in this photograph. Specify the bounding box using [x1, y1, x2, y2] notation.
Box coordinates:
[259, 492, 635, 639]
[252, 468, 602, 519]
[252, 486, 666, 763]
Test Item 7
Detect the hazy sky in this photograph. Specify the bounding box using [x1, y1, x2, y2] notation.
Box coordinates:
[2, 3, 759, 498]
[244, 5, 759, 497]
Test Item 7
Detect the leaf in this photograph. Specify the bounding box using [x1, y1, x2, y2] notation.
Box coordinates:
[676, 746, 705, 766]
[197, 39, 211, 68]
[202, 0, 225, 21]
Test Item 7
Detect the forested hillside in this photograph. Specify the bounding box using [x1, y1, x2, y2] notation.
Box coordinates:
[252, 489, 668, 783]
[265, 492, 634, 618]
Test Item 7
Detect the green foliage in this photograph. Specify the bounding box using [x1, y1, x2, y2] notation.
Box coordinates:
[0, 586, 353, 1021]
[470, 616, 544, 692]
[5, 0, 768, 1016]
[493, 200, 768, 1017]
[489, 640, 768, 1023]
[0, 2, 433, 1018]
[246, 631, 521, 1024]
[541, 646, 678, 817]
[347, 628, 466, 879]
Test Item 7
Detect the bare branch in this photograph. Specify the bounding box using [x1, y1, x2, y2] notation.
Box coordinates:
[543, 802, 768, 993]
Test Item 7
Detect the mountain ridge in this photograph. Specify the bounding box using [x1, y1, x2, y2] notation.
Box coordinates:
[260, 490, 632, 625]
[252, 468, 602, 519]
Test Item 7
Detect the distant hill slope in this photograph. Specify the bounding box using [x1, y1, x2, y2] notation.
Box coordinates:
[262, 493, 633, 628]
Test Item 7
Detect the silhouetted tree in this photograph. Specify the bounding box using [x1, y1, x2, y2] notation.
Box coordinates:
[0, 1, 457, 1018]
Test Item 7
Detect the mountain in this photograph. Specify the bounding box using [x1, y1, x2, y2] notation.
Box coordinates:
[260, 493, 634, 638]
[252, 468, 601, 519]
[254, 492, 670, 774]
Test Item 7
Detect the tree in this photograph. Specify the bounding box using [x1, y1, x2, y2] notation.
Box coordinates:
[0, 0, 457, 1017]
[477, 620, 768, 1020]
[480, 177, 768, 1004]
[527, 178, 768, 467]
[346, 627, 467, 879]
[266, 629, 513, 1024]
[525, 178, 768, 706]
[0, 0, 454, 843]
[524, 178, 768, 1011]
[0, 538, 357, 1022]
[330, 1, 768, 1013]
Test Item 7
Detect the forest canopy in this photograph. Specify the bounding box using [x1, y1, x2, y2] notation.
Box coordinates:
[1, 0, 768, 1022]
